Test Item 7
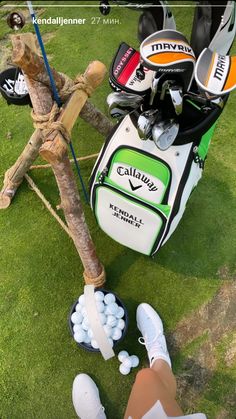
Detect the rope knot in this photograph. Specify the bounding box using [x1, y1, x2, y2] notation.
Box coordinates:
[31, 102, 70, 143]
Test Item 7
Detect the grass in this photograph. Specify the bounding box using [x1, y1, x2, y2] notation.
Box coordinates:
[0, 1, 236, 418]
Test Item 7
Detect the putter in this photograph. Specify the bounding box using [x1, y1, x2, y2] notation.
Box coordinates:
[169, 85, 183, 115]
[152, 119, 179, 150]
[137, 109, 159, 140]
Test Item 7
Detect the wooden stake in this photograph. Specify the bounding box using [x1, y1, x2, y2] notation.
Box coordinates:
[12, 37, 113, 136]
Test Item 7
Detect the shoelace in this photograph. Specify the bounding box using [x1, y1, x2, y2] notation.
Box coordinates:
[138, 332, 167, 353]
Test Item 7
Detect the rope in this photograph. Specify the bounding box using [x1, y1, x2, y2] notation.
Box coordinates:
[59, 73, 94, 102]
[30, 73, 94, 143]
[83, 265, 106, 287]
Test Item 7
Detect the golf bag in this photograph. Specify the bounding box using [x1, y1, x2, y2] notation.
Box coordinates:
[91, 1, 236, 256]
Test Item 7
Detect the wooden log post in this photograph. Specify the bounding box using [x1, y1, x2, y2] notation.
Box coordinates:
[0, 35, 52, 209]
[12, 39, 113, 136]
[39, 61, 107, 286]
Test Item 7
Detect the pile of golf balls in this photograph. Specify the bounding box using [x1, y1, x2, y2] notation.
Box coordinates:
[118, 350, 139, 375]
[71, 291, 126, 349]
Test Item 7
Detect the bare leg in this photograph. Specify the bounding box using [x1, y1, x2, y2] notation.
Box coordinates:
[124, 360, 183, 419]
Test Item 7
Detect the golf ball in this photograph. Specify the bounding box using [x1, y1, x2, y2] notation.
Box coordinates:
[122, 357, 132, 369]
[104, 293, 116, 305]
[103, 324, 112, 337]
[106, 302, 119, 315]
[74, 330, 86, 343]
[130, 355, 139, 368]
[75, 303, 82, 313]
[119, 364, 130, 375]
[108, 337, 114, 348]
[116, 307, 125, 319]
[83, 333, 91, 344]
[118, 350, 129, 363]
[106, 315, 117, 328]
[96, 301, 105, 313]
[91, 339, 99, 349]
[112, 327, 122, 341]
[117, 319, 125, 330]
[78, 294, 85, 306]
[95, 291, 104, 302]
[87, 328, 94, 339]
[82, 319, 89, 331]
[71, 312, 83, 325]
[73, 324, 83, 334]
[99, 313, 106, 325]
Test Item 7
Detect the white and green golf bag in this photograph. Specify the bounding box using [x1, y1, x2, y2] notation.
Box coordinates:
[90, 1, 236, 256]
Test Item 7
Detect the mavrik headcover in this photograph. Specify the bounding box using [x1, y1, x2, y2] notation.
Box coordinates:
[140, 30, 196, 91]
[195, 48, 236, 96]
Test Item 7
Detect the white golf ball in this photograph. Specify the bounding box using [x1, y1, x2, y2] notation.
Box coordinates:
[112, 327, 122, 341]
[119, 364, 130, 375]
[104, 293, 116, 305]
[82, 319, 89, 331]
[95, 291, 104, 302]
[91, 339, 99, 349]
[74, 330, 86, 343]
[103, 324, 112, 337]
[96, 301, 105, 313]
[106, 315, 117, 328]
[116, 307, 125, 319]
[130, 355, 139, 368]
[87, 328, 94, 339]
[71, 312, 83, 325]
[108, 337, 114, 347]
[116, 319, 125, 330]
[78, 294, 85, 306]
[73, 324, 83, 334]
[75, 303, 82, 313]
[122, 357, 132, 369]
[104, 306, 110, 316]
[106, 302, 119, 315]
[99, 313, 106, 325]
[83, 333, 91, 344]
[118, 350, 129, 363]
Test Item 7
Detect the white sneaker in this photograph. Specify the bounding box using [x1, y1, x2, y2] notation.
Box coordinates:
[136, 303, 171, 368]
[72, 374, 107, 419]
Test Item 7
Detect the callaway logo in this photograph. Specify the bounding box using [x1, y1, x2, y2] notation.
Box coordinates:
[117, 166, 158, 192]
[151, 42, 193, 55]
[213, 55, 227, 81]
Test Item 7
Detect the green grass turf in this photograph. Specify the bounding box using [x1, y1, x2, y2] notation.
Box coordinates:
[0, 2, 236, 418]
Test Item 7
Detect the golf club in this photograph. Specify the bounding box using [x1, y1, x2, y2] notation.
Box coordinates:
[152, 119, 179, 150]
[137, 109, 159, 140]
[107, 92, 143, 118]
[169, 85, 183, 115]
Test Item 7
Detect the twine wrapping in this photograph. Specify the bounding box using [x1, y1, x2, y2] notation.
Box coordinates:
[83, 266, 106, 287]
[30, 73, 94, 143]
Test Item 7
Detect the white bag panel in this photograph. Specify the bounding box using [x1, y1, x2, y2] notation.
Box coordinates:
[109, 162, 167, 204]
[91, 115, 193, 207]
[95, 187, 164, 255]
[161, 161, 202, 246]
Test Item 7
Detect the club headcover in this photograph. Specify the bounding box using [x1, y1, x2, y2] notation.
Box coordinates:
[140, 29, 196, 91]
[195, 47, 236, 96]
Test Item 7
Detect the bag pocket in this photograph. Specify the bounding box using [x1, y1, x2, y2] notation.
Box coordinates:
[97, 146, 172, 207]
[93, 183, 170, 256]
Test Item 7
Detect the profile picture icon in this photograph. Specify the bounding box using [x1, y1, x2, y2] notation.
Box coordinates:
[7, 12, 25, 31]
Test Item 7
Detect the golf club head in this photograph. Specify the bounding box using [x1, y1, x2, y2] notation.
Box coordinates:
[137, 109, 159, 140]
[107, 92, 143, 118]
[149, 73, 165, 106]
[152, 120, 179, 150]
[169, 85, 183, 115]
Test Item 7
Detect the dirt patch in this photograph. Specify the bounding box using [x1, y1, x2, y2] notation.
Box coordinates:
[168, 282, 236, 415]
[217, 265, 236, 281]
